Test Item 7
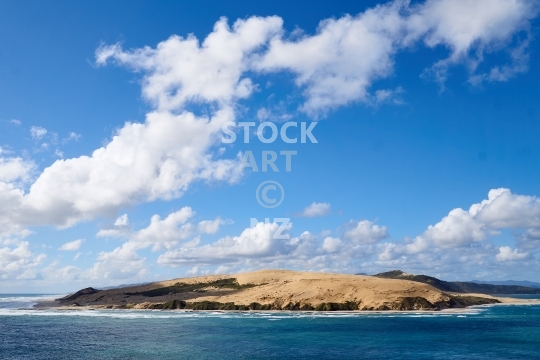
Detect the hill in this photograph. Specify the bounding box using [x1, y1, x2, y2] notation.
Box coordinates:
[471, 280, 540, 289]
[374, 270, 540, 295]
[48, 270, 506, 311]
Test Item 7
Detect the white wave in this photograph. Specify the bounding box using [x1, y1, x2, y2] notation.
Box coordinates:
[0, 294, 64, 303]
[0, 294, 66, 310]
[0, 307, 490, 319]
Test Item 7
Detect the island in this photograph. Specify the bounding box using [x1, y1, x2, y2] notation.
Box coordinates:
[34, 269, 540, 312]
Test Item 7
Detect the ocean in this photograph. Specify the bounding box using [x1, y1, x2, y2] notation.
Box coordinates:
[1, 294, 540, 359]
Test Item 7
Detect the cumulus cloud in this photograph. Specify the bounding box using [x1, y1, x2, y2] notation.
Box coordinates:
[343, 220, 389, 244]
[158, 221, 292, 267]
[58, 239, 85, 251]
[156, 218, 388, 271]
[0, 111, 243, 238]
[255, 0, 537, 113]
[98, 0, 538, 116]
[85, 241, 147, 281]
[295, 202, 331, 217]
[376, 188, 540, 274]
[97, 207, 225, 251]
[405, 188, 540, 250]
[0, 242, 46, 280]
[0, 156, 35, 184]
[496, 246, 531, 261]
[0, 1, 535, 240]
[412, 0, 536, 85]
[96, 16, 283, 111]
[322, 237, 343, 253]
[91, 207, 228, 278]
[1, 1, 539, 282]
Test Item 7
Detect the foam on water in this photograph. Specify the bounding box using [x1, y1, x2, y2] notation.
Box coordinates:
[0, 294, 507, 320]
[0, 294, 65, 309]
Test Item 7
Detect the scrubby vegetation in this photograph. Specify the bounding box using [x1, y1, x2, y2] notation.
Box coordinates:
[127, 278, 257, 297]
[450, 295, 500, 306]
[396, 297, 436, 310]
[314, 302, 359, 311]
[109, 296, 500, 311]
[144, 300, 363, 311]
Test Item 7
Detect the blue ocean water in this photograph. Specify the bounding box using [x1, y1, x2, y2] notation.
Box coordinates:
[1, 295, 540, 359]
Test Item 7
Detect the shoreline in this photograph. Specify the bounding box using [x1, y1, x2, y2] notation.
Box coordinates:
[24, 270, 540, 314]
[29, 296, 540, 313]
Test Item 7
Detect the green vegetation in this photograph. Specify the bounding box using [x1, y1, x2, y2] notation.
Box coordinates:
[450, 295, 500, 306]
[147, 300, 363, 311]
[374, 270, 540, 295]
[314, 302, 359, 311]
[133, 296, 499, 311]
[127, 278, 257, 297]
[396, 297, 436, 310]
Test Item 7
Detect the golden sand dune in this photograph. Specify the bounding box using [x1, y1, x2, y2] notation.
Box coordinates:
[45, 269, 520, 311]
[194, 270, 451, 309]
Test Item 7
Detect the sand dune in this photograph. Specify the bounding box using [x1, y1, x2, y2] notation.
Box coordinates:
[40, 269, 532, 311]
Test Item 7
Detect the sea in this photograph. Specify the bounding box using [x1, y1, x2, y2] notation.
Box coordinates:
[1, 294, 540, 359]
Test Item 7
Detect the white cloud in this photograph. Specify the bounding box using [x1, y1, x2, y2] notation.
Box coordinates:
[411, 0, 536, 85]
[0, 109, 245, 235]
[471, 188, 540, 229]
[114, 214, 129, 226]
[98, 207, 224, 251]
[21, 109, 243, 228]
[517, 229, 540, 250]
[158, 221, 292, 267]
[91, 208, 227, 278]
[58, 239, 85, 251]
[322, 237, 342, 253]
[0, 156, 35, 184]
[0, 242, 46, 280]
[96, 16, 283, 111]
[296, 202, 331, 217]
[423, 208, 487, 248]
[0, 2, 535, 239]
[411, 188, 540, 249]
[496, 246, 531, 262]
[30, 126, 47, 140]
[0, 3, 538, 282]
[85, 241, 147, 281]
[375, 188, 540, 274]
[63, 132, 81, 143]
[156, 218, 386, 271]
[343, 220, 389, 244]
[255, 0, 537, 114]
[96, 1, 536, 117]
[10, 119, 21, 126]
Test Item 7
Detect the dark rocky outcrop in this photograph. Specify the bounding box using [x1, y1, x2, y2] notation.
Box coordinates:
[57, 287, 100, 303]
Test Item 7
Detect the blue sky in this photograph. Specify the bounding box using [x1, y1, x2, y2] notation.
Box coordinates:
[1, 0, 540, 292]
